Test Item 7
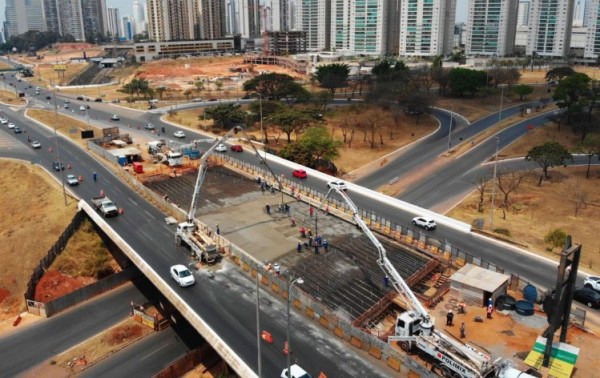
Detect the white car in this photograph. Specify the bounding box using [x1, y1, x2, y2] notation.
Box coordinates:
[7, 122, 15, 129]
[30, 140, 41, 149]
[412, 216, 437, 230]
[215, 143, 227, 152]
[66, 174, 79, 186]
[0, 118, 7, 124]
[192, 98, 203, 102]
[173, 130, 185, 138]
[111, 114, 120, 121]
[281, 364, 311, 378]
[79, 105, 86, 111]
[327, 180, 348, 191]
[170, 264, 195, 287]
[584, 276, 600, 292]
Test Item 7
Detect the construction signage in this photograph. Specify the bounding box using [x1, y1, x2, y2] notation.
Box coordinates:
[524, 336, 579, 378]
[53, 64, 67, 71]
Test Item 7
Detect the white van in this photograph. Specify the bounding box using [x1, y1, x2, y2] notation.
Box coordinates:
[281, 364, 311, 378]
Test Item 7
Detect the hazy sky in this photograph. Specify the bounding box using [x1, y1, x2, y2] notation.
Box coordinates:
[0, 0, 470, 32]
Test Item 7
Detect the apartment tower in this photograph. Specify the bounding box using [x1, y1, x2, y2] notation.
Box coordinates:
[296, 0, 329, 51]
[526, 0, 575, 57]
[465, 0, 519, 56]
[399, 0, 457, 56]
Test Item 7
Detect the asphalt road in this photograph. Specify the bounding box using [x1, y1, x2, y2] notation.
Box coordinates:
[0, 284, 143, 377]
[0, 93, 391, 377]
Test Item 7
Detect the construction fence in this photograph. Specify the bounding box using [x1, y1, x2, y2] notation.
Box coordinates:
[24, 210, 87, 301]
[26, 267, 139, 317]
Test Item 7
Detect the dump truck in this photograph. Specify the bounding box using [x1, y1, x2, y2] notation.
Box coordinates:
[91, 195, 119, 217]
[175, 221, 219, 263]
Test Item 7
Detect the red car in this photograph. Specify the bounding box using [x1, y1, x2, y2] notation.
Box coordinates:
[230, 144, 243, 152]
[292, 169, 307, 179]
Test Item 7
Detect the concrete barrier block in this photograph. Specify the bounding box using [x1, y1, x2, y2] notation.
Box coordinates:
[319, 316, 329, 328]
[350, 336, 362, 349]
[386, 357, 401, 371]
[305, 307, 314, 319]
[369, 346, 382, 360]
[334, 326, 344, 339]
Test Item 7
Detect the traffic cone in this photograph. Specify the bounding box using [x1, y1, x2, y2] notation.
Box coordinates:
[318, 373, 327, 378]
[283, 341, 289, 355]
[118, 208, 124, 214]
[100, 189, 105, 197]
[78, 175, 83, 182]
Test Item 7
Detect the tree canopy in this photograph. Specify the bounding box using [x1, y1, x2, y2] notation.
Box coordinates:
[553, 72, 591, 122]
[242, 73, 307, 101]
[314, 63, 350, 96]
[0, 30, 74, 52]
[448, 68, 487, 96]
[513, 84, 534, 101]
[576, 135, 600, 178]
[545, 67, 575, 82]
[266, 108, 316, 143]
[279, 127, 340, 169]
[526, 141, 573, 179]
[203, 104, 247, 129]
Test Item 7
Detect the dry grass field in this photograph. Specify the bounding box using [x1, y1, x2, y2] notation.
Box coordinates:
[27, 109, 102, 144]
[0, 88, 26, 105]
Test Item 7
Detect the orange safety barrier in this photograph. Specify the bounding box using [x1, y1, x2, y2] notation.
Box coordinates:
[78, 175, 83, 182]
[261, 330, 273, 343]
[318, 373, 327, 378]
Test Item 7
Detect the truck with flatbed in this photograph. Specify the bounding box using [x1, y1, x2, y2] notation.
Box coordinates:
[91, 195, 119, 217]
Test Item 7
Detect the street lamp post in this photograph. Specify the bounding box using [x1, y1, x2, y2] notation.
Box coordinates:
[447, 105, 454, 151]
[490, 137, 500, 228]
[255, 271, 262, 377]
[286, 276, 304, 377]
[53, 87, 67, 205]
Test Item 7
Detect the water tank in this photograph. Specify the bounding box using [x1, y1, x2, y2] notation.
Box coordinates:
[496, 295, 516, 311]
[515, 300, 535, 316]
[523, 284, 538, 303]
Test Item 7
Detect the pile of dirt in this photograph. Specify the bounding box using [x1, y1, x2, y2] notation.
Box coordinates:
[34, 270, 95, 303]
[104, 323, 145, 346]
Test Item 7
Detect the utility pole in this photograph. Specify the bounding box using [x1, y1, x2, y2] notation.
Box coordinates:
[447, 105, 454, 151]
[489, 137, 499, 228]
[53, 87, 67, 206]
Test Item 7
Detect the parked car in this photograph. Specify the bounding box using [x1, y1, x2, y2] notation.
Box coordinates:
[230, 144, 243, 152]
[170, 265, 195, 287]
[573, 287, 600, 308]
[45, 95, 51, 100]
[7, 122, 15, 129]
[76, 96, 84, 100]
[79, 105, 86, 111]
[13, 126, 22, 133]
[64, 104, 69, 109]
[0, 118, 7, 124]
[94, 98, 102, 102]
[64, 99, 70, 104]
[52, 160, 65, 171]
[173, 130, 185, 138]
[30, 140, 41, 149]
[412, 216, 437, 230]
[111, 114, 120, 121]
[192, 98, 203, 102]
[327, 180, 347, 191]
[292, 169, 307, 179]
[66, 174, 79, 186]
[584, 276, 600, 293]
[215, 143, 227, 152]
[144, 123, 155, 130]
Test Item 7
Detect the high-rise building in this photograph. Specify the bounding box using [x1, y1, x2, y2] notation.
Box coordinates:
[235, 0, 260, 38]
[517, 1, 530, 26]
[288, 0, 297, 30]
[296, 0, 329, 51]
[146, 0, 166, 41]
[4, 0, 47, 39]
[271, 0, 289, 31]
[527, 0, 575, 57]
[387, 0, 401, 54]
[107, 7, 121, 39]
[573, 0, 588, 26]
[42, 0, 86, 41]
[226, 0, 238, 35]
[399, 0, 457, 57]
[200, 0, 227, 39]
[167, 0, 196, 40]
[81, 0, 108, 43]
[584, 0, 600, 57]
[465, 0, 519, 56]
[330, 0, 387, 54]
[133, 0, 147, 34]
[122, 16, 133, 40]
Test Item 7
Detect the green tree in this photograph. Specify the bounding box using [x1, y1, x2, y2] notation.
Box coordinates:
[576, 135, 600, 178]
[203, 104, 247, 129]
[513, 84, 534, 101]
[243, 73, 305, 100]
[249, 100, 286, 120]
[267, 109, 315, 143]
[279, 127, 341, 168]
[448, 68, 487, 96]
[526, 142, 573, 181]
[545, 67, 575, 82]
[314, 63, 350, 97]
[194, 80, 204, 97]
[571, 120, 600, 142]
[120, 78, 150, 101]
[553, 72, 591, 123]
[155, 86, 166, 100]
[544, 229, 568, 252]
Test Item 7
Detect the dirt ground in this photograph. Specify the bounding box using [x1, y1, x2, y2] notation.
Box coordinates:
[0, 88, 27, 105]
[0, 161, 77, 321]
[426, 291, 598, 377]
[447, 166, 600, 273]
[518, 66, 600, 84]
[34, 270, 95, 303]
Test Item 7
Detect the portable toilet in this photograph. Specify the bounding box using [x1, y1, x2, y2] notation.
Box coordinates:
[117, 155, 127, 166]
[133, 162, 144, 174]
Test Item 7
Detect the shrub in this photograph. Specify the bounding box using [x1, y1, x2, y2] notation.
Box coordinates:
[544, 228, 568, 252]
[493, 228, 511, 236]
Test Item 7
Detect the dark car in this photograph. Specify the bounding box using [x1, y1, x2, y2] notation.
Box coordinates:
[76, 96, 84, 100]
[13, 126, 22, 133]
[144, 123, 155, 130]
[45, 95, 51, 100]
[573, 287, 600, 308]
[230, 144, 243, 152]
[52, 160, 65, 171]
[94, 98, 102, 102]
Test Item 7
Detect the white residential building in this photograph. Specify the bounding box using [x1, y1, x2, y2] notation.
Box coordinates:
[271, 0, 289, 31]
[133, 0, 147, 34]
[234, 0, 261, 38]
[465, 0, 519, 56]
[330, 0, 387, 55]
[517, 1, 530, 26]
[107, 7, 121, 39]
[573, 0, 588, 26]
[585, 0, 600, 57]
[527, 0, 575, 57]
[296, 0, 329, 51]
[399, 0, 457, 57]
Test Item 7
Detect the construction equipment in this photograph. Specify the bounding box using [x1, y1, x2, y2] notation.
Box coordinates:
[175, 126, 283, 263]
[319, 183, 534, 378]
